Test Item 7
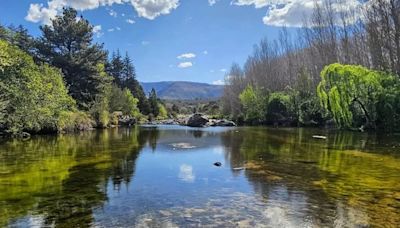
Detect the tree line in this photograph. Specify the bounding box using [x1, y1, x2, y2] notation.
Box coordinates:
[222, 0, 400, 131]
[0, 8, 166, 135]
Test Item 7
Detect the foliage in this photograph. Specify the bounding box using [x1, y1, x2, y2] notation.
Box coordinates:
[148, 88, 160, 117]
[0, 40, 75, 134]
[106, 50, 150, 114]
[317, 64, 386, 128]
[109, 85, 139, 117]
[265, 92, 293, 124]
[291, 68, 323, 125]
[157, 103, 168, 120]
[36, 7, 107, 109]
[376, 75, 400, 130]
[88, 64, 112, 128]
[239, 85, 267, 123]
[57, 111, 93, 132]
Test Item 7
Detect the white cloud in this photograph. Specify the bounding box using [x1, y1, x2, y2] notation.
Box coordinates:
[231, 0, 271, 8]
[220, 68, 227, 72]
[232, 0, 366, 27]
[25, 3, 58, 25]
[108, 8, 118, 17]
[203, 50, 208, 55]
[141, 40, 150, 45]
[178, 164, 195, 182]
[212, 79, 224, 85]
[116, 26, 121, 30]
[130, 0, 179, 20]
[208, 0, 219, 6]
[93, 25, 104, 37]
[126, 18, 135, 24]
[108, 28, 115, 32]
[177, 53, 196, 59]
[25, 0, 180, 24]
[178, 62, 193, 68]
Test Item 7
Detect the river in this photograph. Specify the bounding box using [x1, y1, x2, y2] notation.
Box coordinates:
[0, 126, 399, 227]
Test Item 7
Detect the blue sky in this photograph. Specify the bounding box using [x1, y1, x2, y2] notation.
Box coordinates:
[0, 0, 366, 84]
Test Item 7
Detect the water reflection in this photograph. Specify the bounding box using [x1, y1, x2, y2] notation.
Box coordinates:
[0, 126, 399, 227]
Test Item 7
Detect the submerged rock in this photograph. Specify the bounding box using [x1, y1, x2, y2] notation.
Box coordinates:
[213, 162, 222, 167]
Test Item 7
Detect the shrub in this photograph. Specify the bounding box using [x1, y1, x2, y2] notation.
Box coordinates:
[265, 92, 293, 124]
[0, 40, 75, 134]
[239, 84, 267, 123]
[57, 111, 93, 132]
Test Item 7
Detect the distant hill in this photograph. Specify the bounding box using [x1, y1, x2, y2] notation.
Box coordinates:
[141, 81, 223, 100]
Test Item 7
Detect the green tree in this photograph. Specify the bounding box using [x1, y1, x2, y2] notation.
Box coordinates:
[36, 7, 107, 109]
[239, 84, 266, 123]
[0, 40, 75, 134]
[148, 88, 159, 117]
[157, 103, 168, 120]
[89, 64, 113, 128]
[109, 85, 140, 117]
[317, 64, 387, 128]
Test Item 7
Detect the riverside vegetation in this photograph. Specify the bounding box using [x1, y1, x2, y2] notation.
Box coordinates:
[0, 8, 166, 136]
[2, 1, 400, 135]
[222, 0, 400, 132]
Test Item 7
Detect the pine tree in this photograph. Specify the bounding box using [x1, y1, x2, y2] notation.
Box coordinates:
[148, 88, 159, 117]
[36, 7, 107, 109]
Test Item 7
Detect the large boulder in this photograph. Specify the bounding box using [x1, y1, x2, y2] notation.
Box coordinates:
[186, 114, 209, 127]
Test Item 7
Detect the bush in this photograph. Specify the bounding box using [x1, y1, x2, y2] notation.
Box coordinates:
[157, 103, 168, 120]
[0, 40, 75, 134]
[57, 111, 93, 132]
[265, 92, 293, 124]
[239, 84, 267, 123]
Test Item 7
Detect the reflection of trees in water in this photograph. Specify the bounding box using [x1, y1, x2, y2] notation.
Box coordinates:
[219, 127, 400, 227]
[0, 127, 156, 227]
[139, 127, 160, 151]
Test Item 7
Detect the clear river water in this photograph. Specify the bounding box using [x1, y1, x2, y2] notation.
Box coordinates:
[0, 125, 400, 227]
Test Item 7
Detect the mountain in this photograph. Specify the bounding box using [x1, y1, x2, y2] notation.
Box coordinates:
[141, 81, 223, 100]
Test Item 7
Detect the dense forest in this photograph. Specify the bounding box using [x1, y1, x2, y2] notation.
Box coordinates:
[222, 0, 400, 131]
[0, 8, 167, 135]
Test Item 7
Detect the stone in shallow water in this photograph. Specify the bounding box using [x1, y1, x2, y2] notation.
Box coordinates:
[159, 210, 173, 217]
[170, 143, 196, 149]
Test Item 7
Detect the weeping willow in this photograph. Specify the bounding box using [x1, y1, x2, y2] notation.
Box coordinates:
[317, 64, 389, 128]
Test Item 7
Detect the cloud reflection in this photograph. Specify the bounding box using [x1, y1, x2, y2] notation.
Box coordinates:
[178, 164, 195, 183]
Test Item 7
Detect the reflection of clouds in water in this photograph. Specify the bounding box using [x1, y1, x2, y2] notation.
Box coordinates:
[334, 202, 369, 228]
[179, 164, 195, 183]
[263, 206, 297, 228]
[212, 146, 224, 155]
[261, 186, 312, 227]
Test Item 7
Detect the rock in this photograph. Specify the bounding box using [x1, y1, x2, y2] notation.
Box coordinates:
[186, 114, 209, 127]
[212, 119, 236, 127]
[214, 162, 222, 167]
[118, 116, 136, 126]
[20, 132, 31, 140]
[159, 210, 173, 217]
